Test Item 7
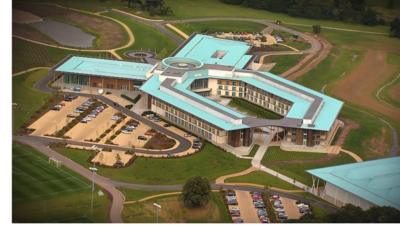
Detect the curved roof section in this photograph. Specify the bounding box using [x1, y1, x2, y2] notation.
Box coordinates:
[172, 34, 252, 69]
[307, 157, 400, 210]
[55, 56, 153, 80]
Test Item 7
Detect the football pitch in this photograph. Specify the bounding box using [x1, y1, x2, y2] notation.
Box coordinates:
[12, 142, 90, 203]
[12, 142, 110, 222]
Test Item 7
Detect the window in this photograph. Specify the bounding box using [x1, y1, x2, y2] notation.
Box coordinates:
[232, 92, 236, 96]
[224, 91, 229, 96]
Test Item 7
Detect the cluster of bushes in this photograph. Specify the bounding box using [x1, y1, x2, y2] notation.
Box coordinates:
[220, 0, 388, 26]
[126, 0, 173, 16]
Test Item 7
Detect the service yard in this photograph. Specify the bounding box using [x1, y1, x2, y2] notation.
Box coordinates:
[29, 96, 88, 136]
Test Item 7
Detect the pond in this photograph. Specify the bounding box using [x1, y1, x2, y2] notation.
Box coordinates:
[31, 20, 95, 48]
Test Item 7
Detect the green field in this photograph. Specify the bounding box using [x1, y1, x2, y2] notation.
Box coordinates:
[12, 38, 105, 73]
[262, 147, 355, 186]
[122, 192, 230, 223]
[228, 98, 283, 119]
[12, 69, 52, 133]
[225, 171, 299, 190]
[103, 12, 178, 59]
[265, 54, 305, 75]
[291, 25, 400, 159]
[20, 0, 390, 34]
[378, 52, 400, 109]
[12, 142, 110, 222]
[174, 20, 265, 35]
[246, 144, 259, 157]
[119, 188, 171, 202]
[55, 142, 251, 185]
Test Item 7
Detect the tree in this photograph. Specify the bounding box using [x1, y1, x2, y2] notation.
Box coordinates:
[312, 25, 321, 34]
[361, 8, 378, 25]
[182, 176, 211, 208]
[386, 0, 394, 9]
[390, 17, 400, 38]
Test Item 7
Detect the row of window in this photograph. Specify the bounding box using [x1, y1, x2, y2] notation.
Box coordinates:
[152, 98, 221, 135]
[165, 112, 213, 140]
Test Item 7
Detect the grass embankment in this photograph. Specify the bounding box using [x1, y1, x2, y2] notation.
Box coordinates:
[55, 142, 251, 185]
[103, 11, 178, 59]
[261, 146, 355, 186]
[12, 37, 105, 73]
[12, 142, 110, 222]
[174, 20, 265, 35]
[119, 189, 171, 202]
[264, 54, 305, 74]
[225, 171, 299, 190]
[122, 192, 230, 223]
[12, 69, 52, 133]
[228, 98, 283, 119]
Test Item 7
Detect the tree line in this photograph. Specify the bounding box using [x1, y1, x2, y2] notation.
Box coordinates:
[220, 0, 392, 26]
[125, 0, 173, 16]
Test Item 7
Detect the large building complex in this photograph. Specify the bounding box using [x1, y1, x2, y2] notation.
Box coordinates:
[53, 34, 343, 148]
[307, 157, 400, 210]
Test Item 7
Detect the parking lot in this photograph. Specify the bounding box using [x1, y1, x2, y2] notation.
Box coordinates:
[112, 123, 150, 148]
[29, 96, 88, 136]
[65, 106, 118, 141]
[225, 190, 269, 223]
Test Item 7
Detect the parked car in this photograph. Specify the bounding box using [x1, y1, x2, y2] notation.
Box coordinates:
[163, 123, 171, 127]
[184, 133, 192, 137]
[72, 86, 81, 92]
[232, 217, 244, 223]
[226, 191, 236, 196]
[52, 104, 62, 111]
[67, 114, 76, 118]
[138, 136, 147, 141]
[122, 130, 133, 134]
[64, 95, 77, 101]
[259, 216, 269, 223]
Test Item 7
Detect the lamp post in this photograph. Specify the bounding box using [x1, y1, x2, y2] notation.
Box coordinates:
[89, 164, 98, 215]
[153, 202, 161, 223]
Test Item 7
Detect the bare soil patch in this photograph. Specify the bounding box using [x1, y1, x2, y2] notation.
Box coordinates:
[333, 50, 400, 123]
[144, 133, 176, 150]
[388, 82, 400, 104]
[14, 3, 125, 49]
[367, 127, 389, 157]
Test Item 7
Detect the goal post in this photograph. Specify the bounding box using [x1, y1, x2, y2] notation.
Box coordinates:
[48, 157, 62, 168]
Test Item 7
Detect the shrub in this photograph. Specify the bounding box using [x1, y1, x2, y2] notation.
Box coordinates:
[182, 176, 211, 208]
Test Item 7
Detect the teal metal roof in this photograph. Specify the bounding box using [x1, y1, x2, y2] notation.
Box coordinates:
[307, 157, 400, 210]
[140, 74, 249, 131]
[258, 72, 343, 131]
[55, 56, 153, 80]
[174, 34, 252, 69]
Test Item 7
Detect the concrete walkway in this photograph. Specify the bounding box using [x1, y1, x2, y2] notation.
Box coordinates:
[340, 148, 363, 162]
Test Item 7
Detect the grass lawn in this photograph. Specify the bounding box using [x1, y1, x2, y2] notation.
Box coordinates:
[103, 12, 178, 59]
[228, 98, 283, 119]
[246, 144, 259, 157]
[122, 192, 230, 223]
[261, 146, 355, 186]
[20, 0, 390, 33]
[264, 54, 305, 74]
[173, 20, 265, 35]
[12, 142, 110, 222]
[119, 188, 171, 202]
[55, 142, 251, 185]
[12, 37, 104, 73]
[290, 25, 400, 159]
[225, 171, 299, 190]
[12, 69, 52, 133]
[379, 52, 400, 109]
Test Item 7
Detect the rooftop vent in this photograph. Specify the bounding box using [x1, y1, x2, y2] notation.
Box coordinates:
[211, 50, 227, 59]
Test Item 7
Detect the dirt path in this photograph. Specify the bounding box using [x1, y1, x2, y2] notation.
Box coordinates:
[283, 35, 332, 80]
[333, 50, 400, 123]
